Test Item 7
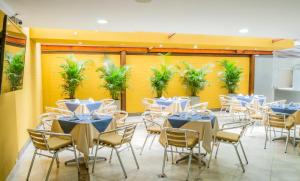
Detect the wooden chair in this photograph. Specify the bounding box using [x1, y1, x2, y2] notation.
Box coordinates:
[142, 98, 162, 112]
[159, 128, 199, 181]
[140, 111, 164, 155]
[113, 110, 129, 128]
[40, 107, 73, 130]
[92, 124, 139, 178]
[208, 121, 253, 172]
[26, 129, 79, 181]
[264, 112, 295, 153]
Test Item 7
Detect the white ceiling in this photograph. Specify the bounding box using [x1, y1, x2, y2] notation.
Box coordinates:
[2, 0, 300, 39]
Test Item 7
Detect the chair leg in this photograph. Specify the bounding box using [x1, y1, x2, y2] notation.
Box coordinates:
[264, 126, 268, 149]
[149, 134, 156, 150]
[92, 143, 100, 173]
[234, 145, 245, 173]
[293, 128, 296, 147]
[186, 149, 193, 181]
[239, 141, 248, 164]
[45, 153, 56, 181]
[55, 153, 60, 168]
[115, 148, 127, 178]
[73, 145, 79, 173]
[285, 130, 290, 153]
[207, 141, 214, 168]
[140, 134, 149, 155]
[215, 142, 220, 159]
[129, 143, 139, 169]
[109, 148, 113, 163]
[273, 128, 276, 137]
[26, 149, 37, 181]
[170, 146, 174, 164]
[159, 147, 167, 178]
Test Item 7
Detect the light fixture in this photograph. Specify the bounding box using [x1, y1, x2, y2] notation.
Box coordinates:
[239, 28, 249, 34]
[73, 31, 78, 35]
[97, 19, 108, 24]
[159, 44, 163, 48]
[135, 0, 152, 3]
[78, 42, 82, 45]
[193, 45, 198, 49]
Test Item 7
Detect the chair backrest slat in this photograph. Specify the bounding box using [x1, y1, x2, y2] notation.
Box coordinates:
[165, 128, 188, 148]
[121, 125, 136, 144]
[28, 129, 49, 150]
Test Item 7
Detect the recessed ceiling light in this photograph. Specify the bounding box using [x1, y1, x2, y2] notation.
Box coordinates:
[159, 44, 163, 48]
[97, 19, 108, 24]
[239, 28, 249, 34]
[135, 0, 152, 3]
[78, 42, 82, 45]
[193, 45, 198, 49]
[73, 31, 78, 35]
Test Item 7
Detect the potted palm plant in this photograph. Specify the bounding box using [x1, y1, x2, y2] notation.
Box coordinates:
[97, 58, 130, 109]
[178, 62, 211, 105]
[150, 62, 175, 98]
[4, 49, 25, 91]
[219, 60, 243, 94]
[60, 55, 86, 99]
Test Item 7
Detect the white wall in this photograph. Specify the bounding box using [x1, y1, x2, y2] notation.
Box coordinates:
[254, 55, 274, 102]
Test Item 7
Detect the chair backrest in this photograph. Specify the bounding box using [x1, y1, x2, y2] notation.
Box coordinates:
[102, 99, 115, 107]
[27, 129, 49, 150]
[165, 128, 192, 148]
[190, 102, 208, 111]
[45, 106, 73, 116]
[142, 98, 161, 111]
[113, 110, 128, 126]
[142, 111, 163, 131]
[267, 112, 287, 127]
[121, 124, 137, 144]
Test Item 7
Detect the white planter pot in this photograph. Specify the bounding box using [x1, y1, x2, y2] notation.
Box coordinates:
[115, 99, 121, 110]
[189, 96, 200, 106]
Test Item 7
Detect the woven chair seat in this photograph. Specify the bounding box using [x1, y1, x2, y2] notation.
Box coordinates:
[216, 131, 240, 143]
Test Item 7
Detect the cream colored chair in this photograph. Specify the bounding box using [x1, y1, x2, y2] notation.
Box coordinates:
[264, 112, 295, 153]
[140, 111, 165, 155]
[92, 124, 139, 178]
[113, 110, 129, 128]
[189, 102, 208, 111]
[245, 106, 265, 133]
[99, 99, 116, 113]
[159, 128, 199, 181]
[26, 129, 79, 181]
[219, 95, 232, 114]
[229, 99, 248, 121]
[208, 121, 253, 172]
[41, 107, 73, 130]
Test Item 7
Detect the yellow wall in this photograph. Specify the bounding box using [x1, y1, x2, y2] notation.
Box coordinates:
[41, 54, 120, 108]
[0, 29, 42, 180]
[126, 55, 249, 112]
[40, 53, 249, 113]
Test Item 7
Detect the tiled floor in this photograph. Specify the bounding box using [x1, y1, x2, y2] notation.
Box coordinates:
[7, 114, 300, 181]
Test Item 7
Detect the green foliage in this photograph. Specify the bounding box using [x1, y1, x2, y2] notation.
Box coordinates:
[4, 49, 25, 91]
[178, 62, 210, 96]
[60, 55, 86, 99]
[219, 60, 243, 94]
[97, 58, 130, 100]
[150, 62, 175, 98]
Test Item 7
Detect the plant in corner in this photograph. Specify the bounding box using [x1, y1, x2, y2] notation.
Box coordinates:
[60, 55, 86, 99]
[4, 49, 25, 91]
[150, 62, 175, 98]
[97, 58, 130, 100]
[178, 62, 211, 96]
[219, 60, 243, 94]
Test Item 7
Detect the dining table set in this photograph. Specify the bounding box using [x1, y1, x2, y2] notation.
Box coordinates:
[48, 99, 118, 166]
